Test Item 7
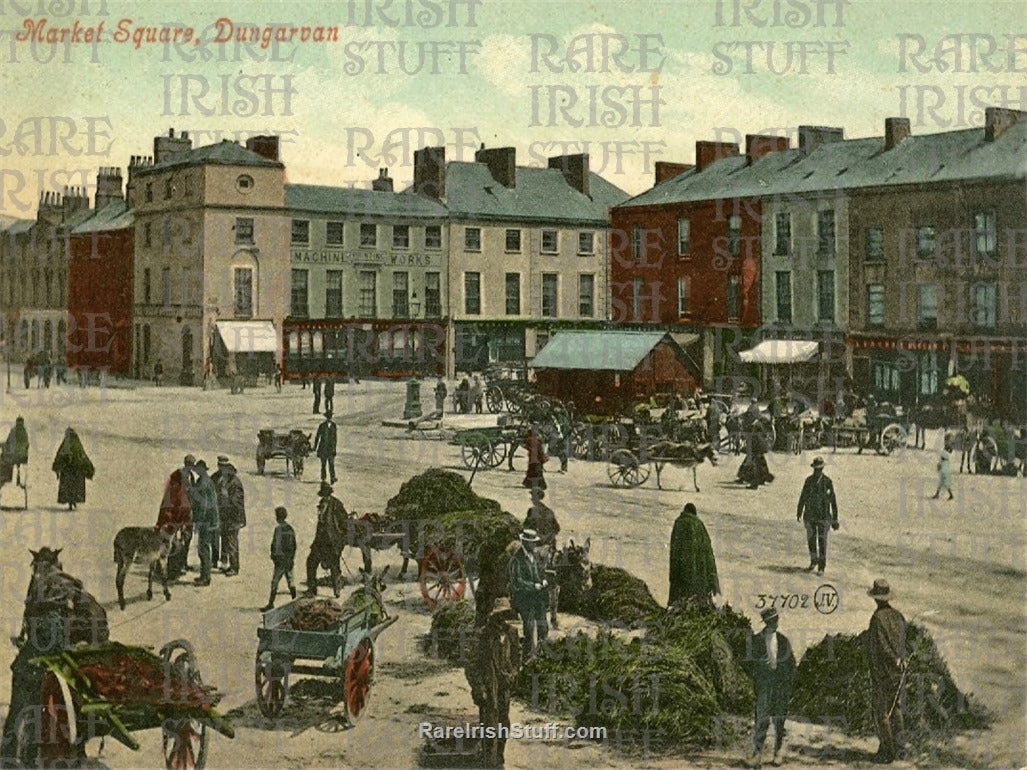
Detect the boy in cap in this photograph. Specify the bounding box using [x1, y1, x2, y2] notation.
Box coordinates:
[866, 579, 907, 763]
[263, 506, 297, 611]
[796, 456, 839, 576]
[744, 607, 796, 768]
[508, 528, 549, 657]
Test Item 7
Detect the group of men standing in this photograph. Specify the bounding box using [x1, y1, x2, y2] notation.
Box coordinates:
[157, 454, 246, 584]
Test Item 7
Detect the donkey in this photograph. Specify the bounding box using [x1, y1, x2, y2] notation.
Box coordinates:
[21, 547, 109, 647]
[646, 440, 718, 492]
[113, 527, 177, 611]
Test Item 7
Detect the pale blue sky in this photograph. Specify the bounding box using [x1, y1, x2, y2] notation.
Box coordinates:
[0, 0, 1022, 216]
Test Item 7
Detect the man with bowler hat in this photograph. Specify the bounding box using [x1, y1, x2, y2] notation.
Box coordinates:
[796, 456, 839, 576]
[866, 579, 908, 764]
[314, 409, 338, 485]
[744, 607, 796, 768]
[304, 482, 349, 597]
[508, 528, 549, 657]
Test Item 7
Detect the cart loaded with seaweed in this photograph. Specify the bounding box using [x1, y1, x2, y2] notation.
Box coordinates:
[16, 640, 233, 769]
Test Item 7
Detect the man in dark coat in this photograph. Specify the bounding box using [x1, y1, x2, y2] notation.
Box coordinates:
[668, 502, 720, 605]
[465, 597, 521, 767]
[323, 378, 335, 415]
[313, 377, 322, 414]
[866, 579, 907, 764]
[212, 456, 246, 576]
[523, 489, 559, 550]
[743, 607, 796, 768]
[188, 459, 220, 586]
[158, 456, 194, 579]
[52, 427, 94, 510]
[796, 456, 839, 576]
[521, 427, 547, 493]
[314, 409, 338, 485]
[508, 528, 549, 658]
[304, 482, 350, 597]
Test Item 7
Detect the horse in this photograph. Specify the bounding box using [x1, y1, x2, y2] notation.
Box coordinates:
[645, 440, 718, 492]
[21, 547, 108, 646]
[113, 527, 177, 610]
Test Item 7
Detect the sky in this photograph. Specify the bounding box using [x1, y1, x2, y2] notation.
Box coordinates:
[0, 0, 1023, 217]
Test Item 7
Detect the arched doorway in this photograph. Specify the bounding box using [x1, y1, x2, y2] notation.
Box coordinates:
[181, 326, 194, 385]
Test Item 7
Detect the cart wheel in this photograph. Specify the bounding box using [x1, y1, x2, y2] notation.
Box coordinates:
[16, 670, 78, 767]
[256, 449, 265, 475]
[459, 440, 481, 469]
[343, 638, 374, 723]
[878, 423, 908, 455]
[607, 448, 650, 488]
[485, 385, 504, 413]
[293, 456, 304, 478]
[255, 656, 289, 719]
[482, 439, 507, 469]
[163, 717, 208, 770]
[419, 546, 466, 608]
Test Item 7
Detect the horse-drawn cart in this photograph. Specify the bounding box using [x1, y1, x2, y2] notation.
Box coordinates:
[254, 595, 396, 722]
[17, 640, 233, 769]
[829, 406, 910, 455]
[449, 426, 517, 471]
[256, 429, 312, 477]
[606, 439, 717, 491]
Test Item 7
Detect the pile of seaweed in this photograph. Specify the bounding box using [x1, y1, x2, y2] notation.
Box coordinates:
[423, 600, 478, 664]
[791, 623, 992, 745]
[513, 600, 755, 747]
[384, 468, 520, 570]
[559, 564, 664, 629]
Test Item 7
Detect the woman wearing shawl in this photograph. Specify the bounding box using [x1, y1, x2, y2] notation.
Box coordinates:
[52, 428, 94, 510]
[1, 417, 29, 487]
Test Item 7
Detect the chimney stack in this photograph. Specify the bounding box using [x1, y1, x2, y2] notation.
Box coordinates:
[985, 106, 1027, 142]
[695, 141, 740, 172]
[94, 166, 125, 211]
[798, 125, 844, 155]
[654, 162, 693, 185]
[884, 118, 911, 150]
[153, 128, 193, 165]
[372, 168, 394, 192]
[746, 134, 790, 165]
[475, 146, 517, 188]
[413, 146, 446, 200]
[548, 153, 590, 196]
[245, 134, 280, 161]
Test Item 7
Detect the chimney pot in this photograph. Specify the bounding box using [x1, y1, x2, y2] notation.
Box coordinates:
[884, 117, 911, 150]
[548, 153, 590, 196]
[798, 125, 844, 155]
[695, 141, 740, 172]
[654, 162, 693, 184]
[475, 146, 517, 188]
[985, 106, 1027, 141]
[413, 146, 446, 200]
[745, 134, 790, 165]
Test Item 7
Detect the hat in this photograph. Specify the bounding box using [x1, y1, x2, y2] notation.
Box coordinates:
[811, 457, 825, 468]
[682, 502, 697, 515]
[195, 459, 207, 470]
[183, 454, 196, 466]
[324, 409, 333, 418]
[519, 528, 540, 543]
[760, 607, 779, 624]
[490, 597, 519, 622]
[217, 455, 230, 464]
[318, 481, 334, 497]
[868, 578, 894, 601]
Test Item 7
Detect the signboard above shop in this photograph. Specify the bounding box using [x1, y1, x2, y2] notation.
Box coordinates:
[291, 250, 438, 268]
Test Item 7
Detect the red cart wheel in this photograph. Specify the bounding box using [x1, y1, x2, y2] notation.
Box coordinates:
[162, 717, 208, 770]
[419, 546, 466, 608]
[343, 638, 374, 723]
[17, 670, 78, 767]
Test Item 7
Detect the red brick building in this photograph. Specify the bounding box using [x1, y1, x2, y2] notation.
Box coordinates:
[67, 172, 133, 374]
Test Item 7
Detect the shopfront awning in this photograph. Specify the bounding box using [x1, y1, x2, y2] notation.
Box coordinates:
[215, 321, 278, 354]
[738, 339, 819, 364]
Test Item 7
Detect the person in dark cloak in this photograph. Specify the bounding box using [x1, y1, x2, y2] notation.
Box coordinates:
[304, 482, 350, 598]
[668, 502, 720, 606]
[51, 428, 94, 510]
[1, 417, 29, 488]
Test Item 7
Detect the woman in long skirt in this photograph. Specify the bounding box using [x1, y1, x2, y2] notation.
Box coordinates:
[931, 435, 953, 500]
[52, 428, 94, 510]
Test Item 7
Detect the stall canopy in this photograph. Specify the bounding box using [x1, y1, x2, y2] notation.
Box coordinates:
[738, 339, 819, 364]
[215, 321, 278, 355]
[530, 330, 673, 371]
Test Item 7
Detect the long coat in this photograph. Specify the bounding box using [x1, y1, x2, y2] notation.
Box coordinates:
[52, 431, 94, 504]
[310, 495, 349, 566]
[745, 629, 796, 716]
[187, 471, 220, 529]
[157, 468, 192, 530]
[867, 604, 906, 688]
[314, 419, 338, 460]
[508, 544, 546, 613]
[797, 472, 838, 522]
[211, 465, 246, 529]
[668, 509, 720, 604]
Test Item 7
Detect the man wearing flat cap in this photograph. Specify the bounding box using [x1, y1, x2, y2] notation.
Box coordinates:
[743, 607, 796, 768]
[668, 502, 720, 606]
[796, 456, 839, 576]
[866, 579, 907, 764]
[508, 528, 549, 657]
[212, 455, 246, 576]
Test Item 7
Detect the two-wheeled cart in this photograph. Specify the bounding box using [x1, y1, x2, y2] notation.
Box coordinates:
[256, 428, 312, 477]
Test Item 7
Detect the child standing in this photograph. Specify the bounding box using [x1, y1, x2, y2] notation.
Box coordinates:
[263, 506, 297, 611]
[931, 436, 954, 500]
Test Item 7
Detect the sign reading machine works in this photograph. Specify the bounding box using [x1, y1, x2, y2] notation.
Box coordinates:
[291, 249, 437, 267]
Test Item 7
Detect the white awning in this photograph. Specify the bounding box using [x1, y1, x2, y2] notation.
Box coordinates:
[738, 340, 819, 364]
[215, 321, 278, 354]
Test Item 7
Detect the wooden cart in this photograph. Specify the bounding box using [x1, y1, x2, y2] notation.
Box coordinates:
[254, 597, 397, 723]
[449, 426, 515, 471]
[17, 639, 233, 769]
[256, 429, 312, 477]
[829, 407, 910, 455]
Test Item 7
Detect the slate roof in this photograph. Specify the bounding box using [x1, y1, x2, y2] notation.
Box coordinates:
[444, 163, 629, 224]
[71, 200, 133, 234]
[286, 184, 446, 219]
[136, 140, 283, 175]
[2, 218, 35, 235]
[530, 330, 679, 371]
[619, 122, 1027, 208]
